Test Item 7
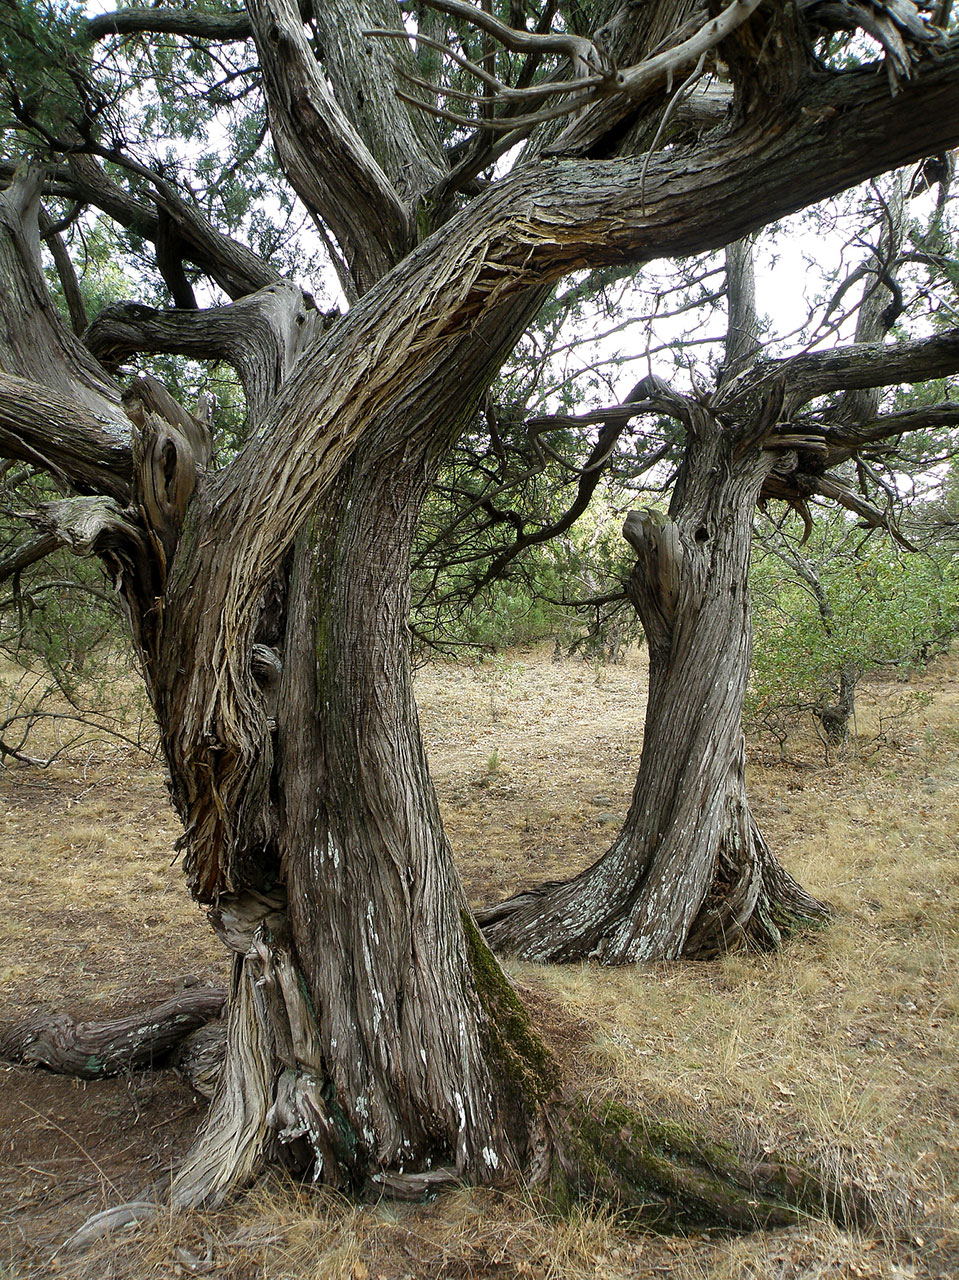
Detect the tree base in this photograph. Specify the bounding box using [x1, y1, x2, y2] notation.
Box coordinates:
[60, 1088, 870, 1252]
[682, 810, 831, 960]
[478, 802, 830, 964]
[16, 988, 867, 1251]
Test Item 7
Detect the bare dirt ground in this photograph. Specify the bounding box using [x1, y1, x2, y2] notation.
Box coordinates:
[1, 646, 957, 1279]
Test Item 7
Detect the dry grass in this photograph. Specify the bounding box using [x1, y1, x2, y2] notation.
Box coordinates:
[1, 646, 957, 1279]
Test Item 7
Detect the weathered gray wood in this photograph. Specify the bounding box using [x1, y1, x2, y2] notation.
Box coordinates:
[0, 530, 61, 583]
[0, 374, 131, 501]
[85, 285, 324, 422]
[173, 1020, 226, 1098]
[0, 170, 128, 437]
[86, 6, 252, 42]
[479, 423, 828, 962]
[0, 989, 226, 1078]
[246, 0, 416, 296]
[63, 1202, 160, 1254]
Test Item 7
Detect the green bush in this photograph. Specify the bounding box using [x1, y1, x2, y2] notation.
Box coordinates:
[747, 513, 959, 748]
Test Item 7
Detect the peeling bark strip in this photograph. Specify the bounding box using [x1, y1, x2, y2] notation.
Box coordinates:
[0, 990, 226, 1078]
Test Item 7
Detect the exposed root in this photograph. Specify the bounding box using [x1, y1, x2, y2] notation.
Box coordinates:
[61, 957, 275, 1252]
[173, 1018, 227, 1097]
[551, 1097, 871, 1232]
[478, 799, 830, 965]
[0, 988, 226, 1078]
[48, 913, 850, 1253]
[683, 810, 831, 959]
[168, 957, 278, 1209]
[57, 996, 869, 1256]
[60, 1201, 160, 1254]
[62, 1091, 869, 1253]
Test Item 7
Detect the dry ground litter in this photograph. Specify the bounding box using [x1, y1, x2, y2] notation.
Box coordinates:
[1, 646, 957, 1279]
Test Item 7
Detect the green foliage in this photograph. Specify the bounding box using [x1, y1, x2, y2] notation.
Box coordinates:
[3, 0, 331, 308]
[748, 512, 959, 747]
[410, 254, 689, 660]
[0, 552, 153, 763]
[42, 214, 137, 322]
[4, 552, 116, 688]
[0, 0, 108, 149]
[413, 490, 641, 658]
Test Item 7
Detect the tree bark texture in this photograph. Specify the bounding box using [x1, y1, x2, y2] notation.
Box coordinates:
[276, 472, 543, 1186]
[144, 294, 830, 1216]
[0, 989, 226, 1078]
[162, 287, 561, 1202]
[479, 427, 829, 962]
[0, 170, 127, 435]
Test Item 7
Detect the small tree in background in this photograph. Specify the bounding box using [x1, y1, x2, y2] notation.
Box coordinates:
[749, 510, 959, 754]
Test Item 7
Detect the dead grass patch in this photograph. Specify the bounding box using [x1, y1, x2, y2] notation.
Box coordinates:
[1, 645, 957, 1278]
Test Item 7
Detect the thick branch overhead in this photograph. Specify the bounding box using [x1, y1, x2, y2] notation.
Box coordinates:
[86, 7, 253, 43]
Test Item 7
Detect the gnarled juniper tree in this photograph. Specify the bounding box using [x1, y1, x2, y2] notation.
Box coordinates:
[2, 0, 959, 1229]
[478, 175, 959, 961]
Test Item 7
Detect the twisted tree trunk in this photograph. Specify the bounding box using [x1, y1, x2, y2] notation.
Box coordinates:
[479, 428, 828, 963]
[268, 458, 549, 1188]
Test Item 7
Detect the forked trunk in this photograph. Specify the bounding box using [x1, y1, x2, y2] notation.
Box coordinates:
[479, 432, 828, 963]
[8, 6, 959, 1238]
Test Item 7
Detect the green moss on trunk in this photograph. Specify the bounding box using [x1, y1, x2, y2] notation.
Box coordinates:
[462, 910, 560, 1112]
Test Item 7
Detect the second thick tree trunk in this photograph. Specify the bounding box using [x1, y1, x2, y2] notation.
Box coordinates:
[479, 432, 829, 963]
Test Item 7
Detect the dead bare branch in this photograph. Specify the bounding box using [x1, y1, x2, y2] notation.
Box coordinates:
[807, 473, 919, 549]
[405, 0, 611, 76]
[383, 0, 765, 140]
